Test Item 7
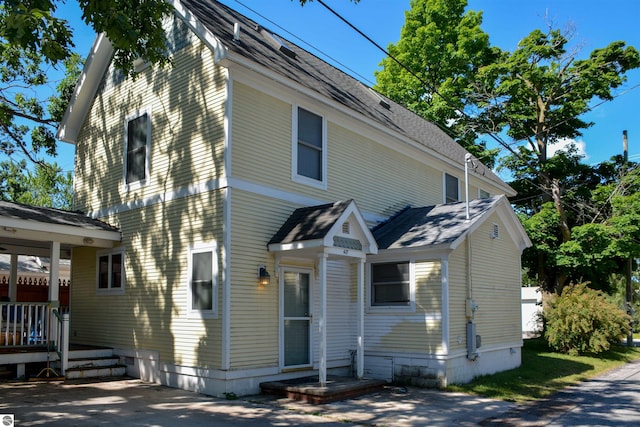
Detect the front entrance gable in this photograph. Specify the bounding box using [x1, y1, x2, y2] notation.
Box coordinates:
[267, 199, 376, 387]
[267, 199, 378, 258]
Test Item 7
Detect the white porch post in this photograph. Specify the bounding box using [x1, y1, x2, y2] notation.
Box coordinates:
[48, 241, 61, 348]
[48, 241, 61, 306]
[356, 258, 365, 379]
[318, 252, 328, 387]
[9, 253, 18, 301]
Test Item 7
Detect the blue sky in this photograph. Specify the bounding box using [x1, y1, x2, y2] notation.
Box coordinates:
[57, 0, 640, 173]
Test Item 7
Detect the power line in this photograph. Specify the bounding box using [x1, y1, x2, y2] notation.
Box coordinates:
[231, 0, 377, 87]
[313, 0, 640, 220]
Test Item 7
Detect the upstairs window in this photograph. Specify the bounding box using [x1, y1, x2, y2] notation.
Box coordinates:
[445, 173, 459, 203]
[294, 107, 326, 188]
[371, 262, 411, 307]
[124, 109, 151, 188]
[479, 189, 491, 199]
[97, 249, 125, 294]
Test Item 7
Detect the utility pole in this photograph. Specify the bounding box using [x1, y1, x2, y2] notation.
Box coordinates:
[623, 130, 633, 347]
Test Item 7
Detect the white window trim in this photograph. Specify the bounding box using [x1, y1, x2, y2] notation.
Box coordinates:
[479, 188, 491, 199]
[123, 106, 152, 192]
[187, 242, 218, 319]
[367, 259, 416, 313]
[291, 105, 327, 190]
[443, 172, 459, 204]
[96, 247, 126, 295]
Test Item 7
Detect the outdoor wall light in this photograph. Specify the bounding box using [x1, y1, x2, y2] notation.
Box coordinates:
[258, 265, 270, 286]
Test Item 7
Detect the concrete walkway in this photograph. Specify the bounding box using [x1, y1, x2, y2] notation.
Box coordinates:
[0, 378, 514, 426]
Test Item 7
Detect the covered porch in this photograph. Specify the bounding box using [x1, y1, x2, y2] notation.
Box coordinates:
[267, 200, 378, 389]
[0, 201, 121, 377]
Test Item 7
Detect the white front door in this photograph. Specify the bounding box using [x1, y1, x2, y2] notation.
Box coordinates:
[281, 269, 312, 368]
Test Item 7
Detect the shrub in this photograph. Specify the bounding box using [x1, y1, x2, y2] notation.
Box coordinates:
[543, 283, 631, 355]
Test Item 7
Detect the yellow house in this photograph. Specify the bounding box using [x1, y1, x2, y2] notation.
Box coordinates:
[55, 0, 530, 396]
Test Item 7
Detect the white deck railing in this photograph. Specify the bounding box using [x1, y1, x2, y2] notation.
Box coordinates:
[1, 302, 52, 347]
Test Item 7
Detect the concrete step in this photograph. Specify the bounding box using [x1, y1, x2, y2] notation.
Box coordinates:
[64, 365, 127, 380]
[54, 356, 121, 370]
[68, 348, 115, 359]
[58, 347, 126, 380]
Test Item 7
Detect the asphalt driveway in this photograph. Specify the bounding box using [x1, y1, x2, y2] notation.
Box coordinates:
[1, 358, 640, 426]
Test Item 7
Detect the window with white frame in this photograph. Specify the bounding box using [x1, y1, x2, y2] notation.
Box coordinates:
[124, 109, 151, 187]
[97, 249, 125, 293]
[479, 189, 491, 199]
[188, 244, 217, 316]
[445, 173, 459, 203]
[294, 106, 326, 187]
[371, 262, 411, 307]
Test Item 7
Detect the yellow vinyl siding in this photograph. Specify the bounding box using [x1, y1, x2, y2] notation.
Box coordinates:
[231, 82, 447, 218]
[71, 190, 225, 368]
[366, 260, 443, 354]
[231, 83, 292, 186]
[447, 212, 522, 352]
[448, 249, 469, 353]
[469, 214, 522, 346]
[74, 37, 227, 213]
[328, 126, 443, 214]
[228, 189, 296, 369]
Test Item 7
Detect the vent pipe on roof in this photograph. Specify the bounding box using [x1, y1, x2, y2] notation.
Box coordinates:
[233, 23, 241, 41]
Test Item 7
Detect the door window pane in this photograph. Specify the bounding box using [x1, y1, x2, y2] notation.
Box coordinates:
[284, 272, 309, 317]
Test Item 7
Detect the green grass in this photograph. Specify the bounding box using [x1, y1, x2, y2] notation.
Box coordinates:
[447, 338, 640, 403]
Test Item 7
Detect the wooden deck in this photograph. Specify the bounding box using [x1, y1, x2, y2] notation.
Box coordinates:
[260, 375, 386, 404]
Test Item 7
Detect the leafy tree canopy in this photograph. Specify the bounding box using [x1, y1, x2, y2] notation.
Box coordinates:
[375, 0, 500, 166]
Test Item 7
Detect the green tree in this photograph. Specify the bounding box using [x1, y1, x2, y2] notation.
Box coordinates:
[374, 0, 500, 166]
[475, 26, 639, 291]
[1, 0, 174, 167]
[0, 0, 333, 205]
[0, 159, 72, 209]
[519, 157, 640, 293]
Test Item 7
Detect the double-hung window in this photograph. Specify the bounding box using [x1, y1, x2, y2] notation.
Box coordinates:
[124, 108, 151, 188]
[371, 262, 411, 307]
[97, 249, 125, 294]
[294, 106, 326, 188]
[188, 243, 218, 317]
[444, 173, 459, 203]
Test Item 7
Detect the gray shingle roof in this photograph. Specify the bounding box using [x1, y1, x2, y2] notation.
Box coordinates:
[0, 201, 119, 233]
[179, 0, 509, 191]
[268, 199, 353, 245]
[372, 196, 501, 249]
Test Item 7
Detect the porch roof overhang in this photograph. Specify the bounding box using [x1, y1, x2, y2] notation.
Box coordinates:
[372, 195, 532, 254]
[0, 201, 121, 257]
[267, 199, 378, 259]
